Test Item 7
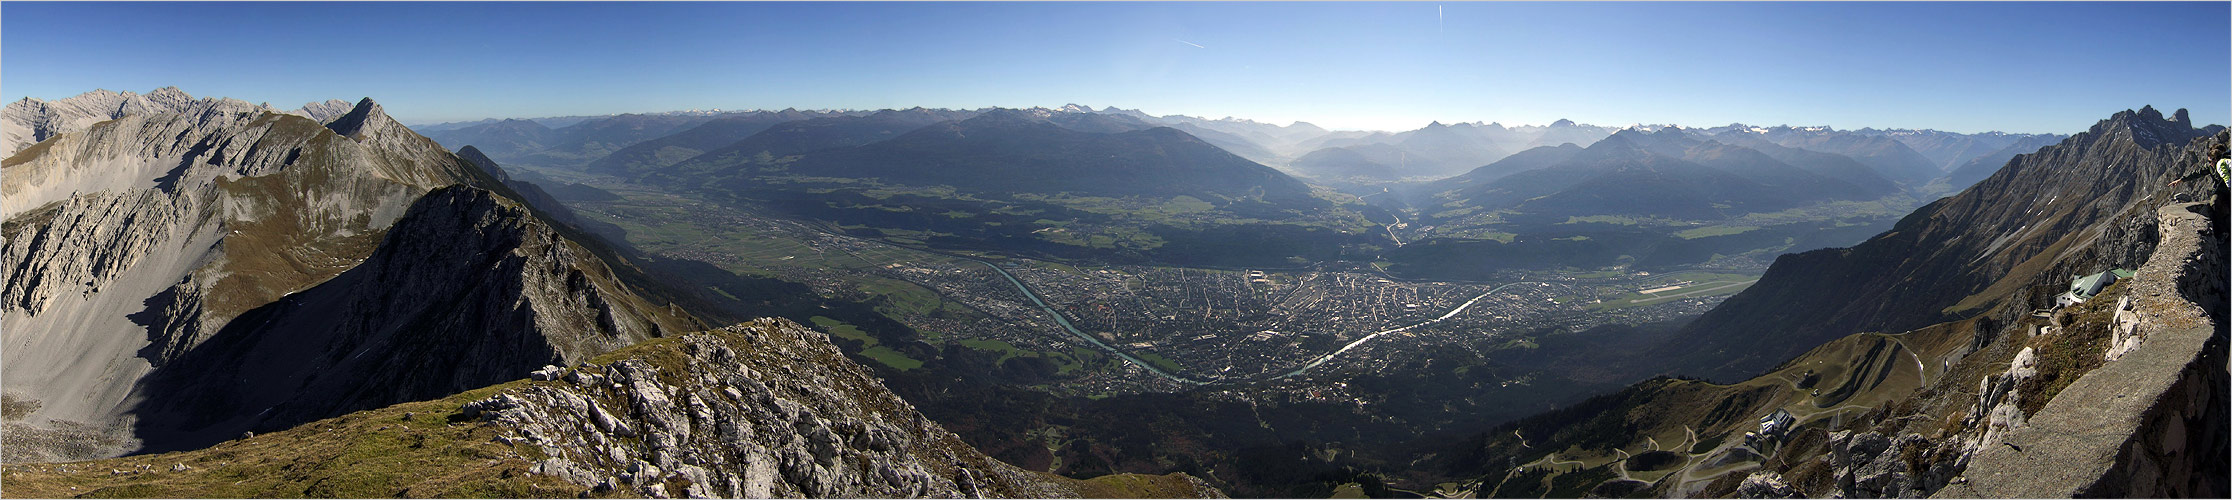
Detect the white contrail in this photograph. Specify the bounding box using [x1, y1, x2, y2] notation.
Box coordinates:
[1176, 39, 1206, 49]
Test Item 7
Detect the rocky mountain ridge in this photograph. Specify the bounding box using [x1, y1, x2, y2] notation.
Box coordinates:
[1667, 106, 2223, 381]
[579, 109, 869, 177]
[1733, 179, 2225, 499]
[0, 88, 692, 461]
[1420, 127, 1893, 221]
[2, 87, 353, 156]
[639, 109, 981, 184]
[0, 319, 1223, 498]
[466, 319, 1223, 498]
[728, 108, 1319, 203]
[2, 87, 1226, 498]
[1410, 121, 2225, 500]
[123, 185, 699, 454]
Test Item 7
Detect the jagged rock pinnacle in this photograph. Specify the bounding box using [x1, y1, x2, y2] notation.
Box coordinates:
[324, 97, 390, 140]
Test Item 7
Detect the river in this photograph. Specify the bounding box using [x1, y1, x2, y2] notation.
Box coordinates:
[974, 259, 1214, 385]
[1270, 280, 1542, 380]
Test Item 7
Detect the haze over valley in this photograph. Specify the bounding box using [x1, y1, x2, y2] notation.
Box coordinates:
[2, 2, 2226, 499]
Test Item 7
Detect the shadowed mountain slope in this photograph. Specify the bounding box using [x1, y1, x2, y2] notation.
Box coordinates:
[1666, 106, 2222, 381]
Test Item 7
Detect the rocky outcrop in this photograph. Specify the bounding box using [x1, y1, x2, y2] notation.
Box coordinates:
[1672, 107, 2223, 381]
[456, 144, 584, 226]
[290, 98, 356, 123]
[4, 87, 196, 156]
[0, 318, 1223, 498]
[1965, 345, 2034, 445]
[4, 94, 453, 461]
[1734, 471, 1800, 498]
[2, 87, 360, 157]
[1424, 120, 2223, 500]
[1821, 430, 1967, 498]
[1938, 192, 2227, 498]
[1787, 190, 2223, 500]
[462, 319, 1222, 498]
[0, 88, 690, 462]
[123, 185, 698, 454]
[1773, 136, 2227, 500]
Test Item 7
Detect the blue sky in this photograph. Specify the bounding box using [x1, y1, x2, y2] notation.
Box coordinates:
[4, 2, 2226, 133]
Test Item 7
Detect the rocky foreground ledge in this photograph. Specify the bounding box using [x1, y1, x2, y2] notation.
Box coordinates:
[0, 318, 1222, 498]
[1936, 197, 2228, 498]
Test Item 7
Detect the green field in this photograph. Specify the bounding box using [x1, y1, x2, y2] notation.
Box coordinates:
[860, 346, 924, 371]
[1674, 225, 1761, 239]
[1135, 352, 1185, 373]
[957, 339, 1034, 364]
[1585, 271, 1762, 311]
[809, 316, 923, 371]
[955, 339, 1097, 374]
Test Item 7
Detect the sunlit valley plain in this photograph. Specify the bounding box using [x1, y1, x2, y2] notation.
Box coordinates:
[1, 2, 2227, 499]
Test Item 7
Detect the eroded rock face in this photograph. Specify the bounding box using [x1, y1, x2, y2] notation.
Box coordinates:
[1673, 108, 2219, 381]
[1803, 195, 2224, 499]
[1, 88, 691, 461]
[1940, 192, 2228, 498]
[2, 87, 357, 157]
[1734, 471, 1800, 499]
[1692, 132, 2229, 500]
[1822, 430, 1971, 499]
[461, 319, 1221, 499]
[120, 185, 697, 454]
[1966, 346, 2036, 450]
[4, 94, 450, 461]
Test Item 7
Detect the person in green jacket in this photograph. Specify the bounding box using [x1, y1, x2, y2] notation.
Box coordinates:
[2168, 156, 2229, 188]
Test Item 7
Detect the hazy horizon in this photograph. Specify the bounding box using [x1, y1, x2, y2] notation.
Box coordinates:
[6, 1, 2229, 134]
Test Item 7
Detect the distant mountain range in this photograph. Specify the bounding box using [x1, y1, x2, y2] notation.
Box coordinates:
[753, 108, 1314, 202]
[1410, 107, 2225, 499]
[1285, 120, 1622, 185]
[1670, 106, 2220, 381]
[402, 101, 2073, 274]
[639, 108, 981, 179]
[621, 107, 1371, 267]
[2, 90, 700, 460]
[1422, 127, 1898, 221]
[580, 108, 844, 176]
[9, 85, 2219, 500]
[406, 108, 748, 132]
[415, 101, 2059, 201]
[421, 111, 851, 168]
[1, 86, 353, 156]
[1, 87, 1212, 496]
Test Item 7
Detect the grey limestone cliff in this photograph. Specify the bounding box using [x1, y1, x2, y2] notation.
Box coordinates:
[2, 87, 358, 156]
[0, 89, 693, 461]
[462, 318, 1224, 498]
[1937, 191, 2227, 498]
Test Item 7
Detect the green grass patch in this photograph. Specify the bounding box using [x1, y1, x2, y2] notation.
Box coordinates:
[0, 380, 582, 498]
[1135, 352, 1185, 373]
[1156, 196, 1215, 214]
[808, 317, 923, 371]
[1563, 215, 1648, 225]
[858, 279, 948, 317]
[809, 316, 877, 347]
[859, 346, 924, 371]
[958, 339, 1039, 364]
[1441, 230, 1518, 243]
[1675, 225, 1761, 239]
[1689, 432, 1726, 455]
[1583, 272, 1762, 311]
[1565, 269, 1627, 279]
